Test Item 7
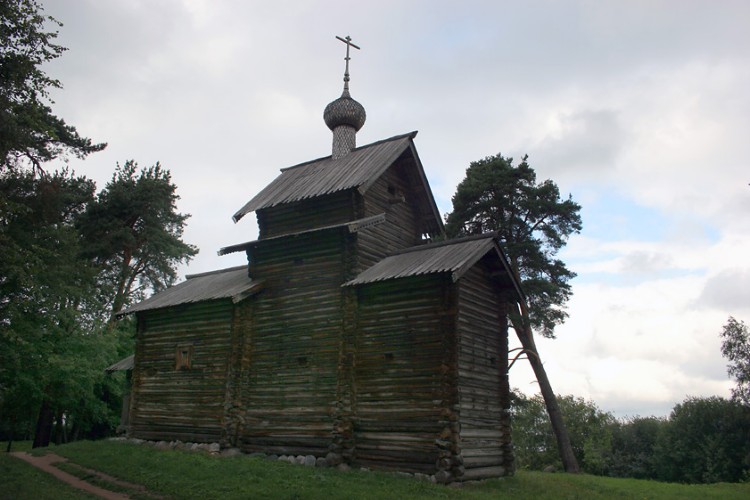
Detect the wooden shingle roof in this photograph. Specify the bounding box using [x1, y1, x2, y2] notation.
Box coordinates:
[118, 266, 261, 316]
[344, 234, 524, 300]
[232, 132, 439, 226]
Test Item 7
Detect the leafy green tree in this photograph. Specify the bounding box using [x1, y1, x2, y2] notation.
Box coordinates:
[0, 169, 119, 449]
[79, 161, 198, 319]
[720, 316, 750, 405]
[511, 391, 614, 474]
[1, 0, 105, 171]
[446, 154, 582, 472]
[607, 416, 664, 479]
[445, 154, 581, 336]
[510, 391, 556, 470]
[654, 396, 750, 483]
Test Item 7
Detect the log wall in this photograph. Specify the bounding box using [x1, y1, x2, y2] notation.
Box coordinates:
[456, 261, 513, 479]
[358, 159, 423, 271]
[257, 191, 355, 239]
[129, 300, 233, 442]
[353, 275, 452, 473]
[238, 230, 345, 456]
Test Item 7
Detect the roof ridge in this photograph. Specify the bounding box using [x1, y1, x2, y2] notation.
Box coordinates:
[185, 265, 247, 280]
[388, 232, 498, 256]
[280, 131, 418, 172]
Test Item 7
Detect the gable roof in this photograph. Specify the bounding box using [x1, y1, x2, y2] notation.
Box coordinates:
[118, 266, 262, 316]
[343, 234, 524, 300]
[232, 132, 441, 234]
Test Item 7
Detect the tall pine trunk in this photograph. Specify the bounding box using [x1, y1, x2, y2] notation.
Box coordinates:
[511, 302, 580, 473]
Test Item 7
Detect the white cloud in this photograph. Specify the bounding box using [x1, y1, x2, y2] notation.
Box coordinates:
[699, 269, 750, 316]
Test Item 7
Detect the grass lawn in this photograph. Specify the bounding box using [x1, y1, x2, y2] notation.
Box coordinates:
[4, 439, 750, 499]
[0, 450, 93, 499]
[2, 439, 35, 453]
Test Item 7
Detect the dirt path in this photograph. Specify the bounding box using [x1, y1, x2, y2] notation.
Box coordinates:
[10, 451, 159, 499]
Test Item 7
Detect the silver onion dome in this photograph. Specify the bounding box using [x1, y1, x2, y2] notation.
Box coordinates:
[324, 89, 366, 132]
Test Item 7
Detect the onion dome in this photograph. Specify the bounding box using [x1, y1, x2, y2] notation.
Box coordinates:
[325, 36, 366, 159]
[324, 88, 366, 132]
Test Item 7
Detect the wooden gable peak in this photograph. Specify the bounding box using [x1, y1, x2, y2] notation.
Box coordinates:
[232, 132, 442, 235]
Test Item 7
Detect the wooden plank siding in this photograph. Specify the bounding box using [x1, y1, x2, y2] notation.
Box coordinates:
[353, 275, 454, 473]
[456, 261, 513, 479]
[256, 190, 356, 239]
[238, 229, 346, 456]
[128, 300, 234, 442]
[357, 156, 425, 271]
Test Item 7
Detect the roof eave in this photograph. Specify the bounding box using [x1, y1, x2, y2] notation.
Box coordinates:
[219, 213, 387, 256]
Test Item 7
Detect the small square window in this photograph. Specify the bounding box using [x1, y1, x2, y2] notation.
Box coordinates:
[176, 345, 193, 370]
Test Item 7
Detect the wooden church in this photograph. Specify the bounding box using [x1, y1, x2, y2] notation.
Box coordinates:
[121, 38, 523, 482]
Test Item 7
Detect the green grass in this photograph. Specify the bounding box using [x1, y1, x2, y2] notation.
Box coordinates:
[2, 439, 35, 453]
[53, 460, 144, 496]
[485, 472, 750, 499]
[7, 439, 750, 499]
[0, 450, 94, 499]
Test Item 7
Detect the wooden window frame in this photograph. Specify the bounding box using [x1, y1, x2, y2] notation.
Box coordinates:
[175, 344, 193, 370]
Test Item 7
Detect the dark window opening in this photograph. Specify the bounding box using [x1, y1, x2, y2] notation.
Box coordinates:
[176, 345, 193, 370]
[387, 185, 405, 204]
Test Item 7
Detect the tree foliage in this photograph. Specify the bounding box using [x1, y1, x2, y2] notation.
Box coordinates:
[511, 392, 750, 483]
[608, 416, 664, 479]
[0, 169, 119, 446]
[511, 392, 614, 473]
[654, 396, 750, 483]
[79, 161, 198, 319]
[0, 0, 105, 171]
[445, 154, 581, 337]
[0, 161, 196, 446]
[720, 316, 750, 405]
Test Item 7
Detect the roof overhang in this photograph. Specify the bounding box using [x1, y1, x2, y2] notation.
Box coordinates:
[219, 213, 386, 256]
[343, 233, 525, 302]
[105, 354, 134, 373]
[118, 266, 263, 316]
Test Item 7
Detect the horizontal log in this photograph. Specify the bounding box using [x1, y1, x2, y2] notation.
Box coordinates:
[463, 455, 504, 467]
[460, 465, 508, 480]
[460, 428, 504, 439]
[353, 459, 436, 474]
[461, 447, 506, 458]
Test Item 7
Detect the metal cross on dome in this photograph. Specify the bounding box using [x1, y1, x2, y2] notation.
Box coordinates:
[336, 35, 360, 90]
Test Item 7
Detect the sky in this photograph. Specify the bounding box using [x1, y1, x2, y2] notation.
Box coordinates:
[40, 0, 750, 418]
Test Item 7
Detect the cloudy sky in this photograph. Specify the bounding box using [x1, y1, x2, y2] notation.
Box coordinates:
[41, 0, 749, 417]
